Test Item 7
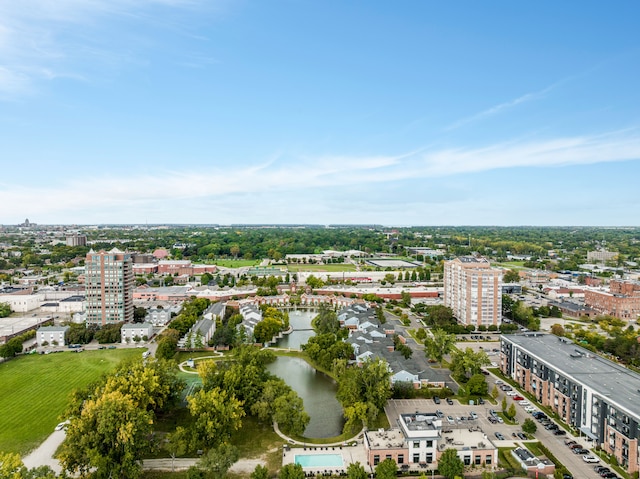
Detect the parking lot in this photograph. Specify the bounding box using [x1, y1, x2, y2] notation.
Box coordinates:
[385, 397, 530, 447]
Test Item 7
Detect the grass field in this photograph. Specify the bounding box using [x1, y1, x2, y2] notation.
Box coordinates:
[0, 348, 141, 455]
[211, 259, 261, 268]
[286, 264, 357, 272]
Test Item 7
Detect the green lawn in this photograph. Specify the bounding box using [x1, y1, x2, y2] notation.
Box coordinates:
[286, 264, 356, 272]
[211, 259, 261, 268]
[0, 349, 141, 455]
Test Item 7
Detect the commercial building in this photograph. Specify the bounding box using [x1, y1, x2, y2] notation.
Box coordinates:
[500, 333, 640, 474]
[584, 280, 640, 320]
[85, 248, 134, 326]
[443, 257, 502, 328]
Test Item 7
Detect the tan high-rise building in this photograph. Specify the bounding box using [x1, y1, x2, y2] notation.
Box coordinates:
[444, 256, 502, 327]
[85, 248, 134, 326]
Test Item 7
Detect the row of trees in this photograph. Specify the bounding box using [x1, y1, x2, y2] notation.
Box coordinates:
[0, 330, 35, 358]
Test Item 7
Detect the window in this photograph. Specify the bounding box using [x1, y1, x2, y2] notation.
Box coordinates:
[398, 455, 404, 465]
[464, 456, 471, 466]
[413, 454, 420, 463]
[413, 441, 420, 448]
[426, 453, 433, 463]
[426, 440, 433, 447]
[475, 456, 481, 465]
[374, 455, 380, 465]
[486, 455, 492, 465]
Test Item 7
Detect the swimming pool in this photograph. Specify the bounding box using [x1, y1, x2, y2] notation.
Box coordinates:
[294, 453, 344, 468]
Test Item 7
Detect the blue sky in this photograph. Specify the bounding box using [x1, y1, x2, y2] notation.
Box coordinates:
[1, 1, 640, 226]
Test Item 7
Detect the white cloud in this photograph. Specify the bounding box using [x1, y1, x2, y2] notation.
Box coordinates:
[1, 128, 639, 222]
[445, 83, 558, 131]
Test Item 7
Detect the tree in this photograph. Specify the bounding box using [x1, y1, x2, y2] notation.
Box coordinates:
[503, 269, 520, 283]
[133, 307, 147, 323]
[438, 448, 464, 479]
[0, 452, 24, 479]
[491, 385, 499, 400]
[279, 463, 304, 479]
[187, 387, 245, 449]
[314, 303, 340, 334]
[346, 462, 367, 479]
[60, 390, 153, 479]
[198, 443, 239, 479]
[251, 464, 269, 479]
[522, 418, 537, 434]
[166, 427, 189, 471]
[0, 302, 12, 318]
[375, 458, 397, 479]
[424, 329, 456, 363]
[272, 391, 310, 437]
[466, 373, 488, 397]
[551, 324, 565, 336]
[501, 397, 507, 412]
[507, 403, 517, 420]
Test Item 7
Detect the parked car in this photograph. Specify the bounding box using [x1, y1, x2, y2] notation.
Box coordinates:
[433, 396, 441, 404]
[447, 416, 454, 424]
[494, 432, 505, 440]
[436, 410, 444, 418]
[513, 395, 525, 401]
[518, 400, 530, 406]
[565, 439, 577, 446]
[573, 448, 589, 455]
[517, 432, 528, 440]
[554, 429, 567, 436]
[446, 398, 454, 405]
[469, 412, 478, 419]
[594, 466, 609, 473]
[583, 455, 600, 463]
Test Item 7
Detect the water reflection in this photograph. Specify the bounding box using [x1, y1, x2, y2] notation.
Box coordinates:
[266, 355, 344, 438]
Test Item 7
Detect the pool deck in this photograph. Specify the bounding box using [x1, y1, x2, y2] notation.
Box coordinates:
[282, 443, 371, 476]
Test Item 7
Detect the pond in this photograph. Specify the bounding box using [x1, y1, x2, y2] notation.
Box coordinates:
[266, 356, 344, 438]
[275, 309, 316, 350]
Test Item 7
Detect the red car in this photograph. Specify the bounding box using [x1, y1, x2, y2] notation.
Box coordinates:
[513, 395, 524, 401]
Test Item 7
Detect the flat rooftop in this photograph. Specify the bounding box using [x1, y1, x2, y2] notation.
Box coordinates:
[503, 333, 640, 418]
[0, 316, 52, 339]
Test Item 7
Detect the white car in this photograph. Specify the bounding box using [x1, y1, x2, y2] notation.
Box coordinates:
[55, 420, 69, 431]
[519, 400, 531, 406]
[583, 455, 600, 463]
[524, 406, 537, 413]
[506, 391, 517, 396]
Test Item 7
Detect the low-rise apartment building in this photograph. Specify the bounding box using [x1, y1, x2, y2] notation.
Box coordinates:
[500, 333, 640, 474]
[364, 412, 497, 470]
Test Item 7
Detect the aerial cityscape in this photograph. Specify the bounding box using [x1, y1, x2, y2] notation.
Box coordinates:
[2, 1, 640, 479]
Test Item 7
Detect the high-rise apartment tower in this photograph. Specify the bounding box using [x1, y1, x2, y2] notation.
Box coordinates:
[444, 256, 502, 327]
[85, 248, 134, 326]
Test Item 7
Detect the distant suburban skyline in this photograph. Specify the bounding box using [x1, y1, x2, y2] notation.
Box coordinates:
[1, 1, 640, 226]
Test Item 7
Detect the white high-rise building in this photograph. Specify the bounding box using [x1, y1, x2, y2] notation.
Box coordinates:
[444, 256, 502, 327]
[85, 248, 134, 326]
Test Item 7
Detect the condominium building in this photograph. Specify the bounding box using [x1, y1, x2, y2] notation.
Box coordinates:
[65, 233, 87, 247]
[85, 248, 134, 326]
[443, 257, 502, 327]
[500, 333, 640, 474]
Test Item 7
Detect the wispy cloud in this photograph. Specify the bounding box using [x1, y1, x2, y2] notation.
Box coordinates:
[0, 0, 207, 97]
[444, 83, 558, 131]
[1, 128, 639, 221]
